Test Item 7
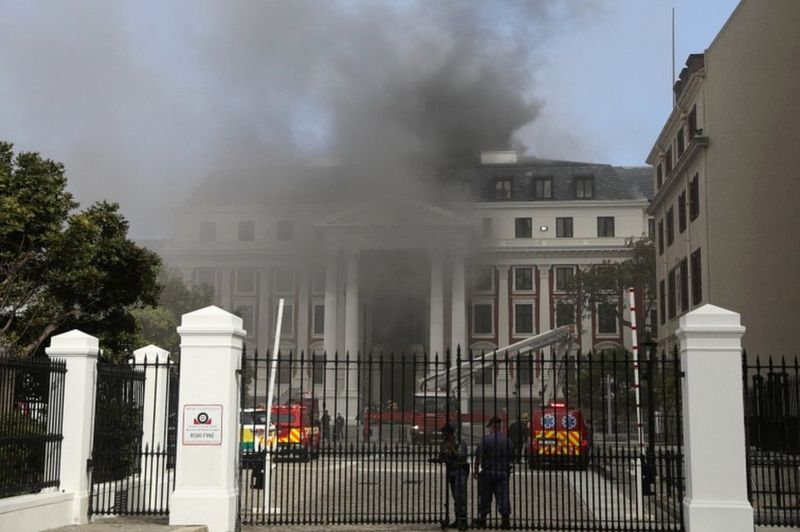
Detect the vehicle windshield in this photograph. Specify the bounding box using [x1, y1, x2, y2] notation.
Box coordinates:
[241, 410, 268, 424]
[414, 397, 451, 413]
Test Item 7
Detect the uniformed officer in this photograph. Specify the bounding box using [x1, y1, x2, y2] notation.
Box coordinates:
[433, 424, 469, 531]
[473, 416, 512, 529]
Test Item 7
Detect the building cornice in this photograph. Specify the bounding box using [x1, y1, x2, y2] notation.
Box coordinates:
[646, 71, 706, 164]
[462, 199, 650, 210]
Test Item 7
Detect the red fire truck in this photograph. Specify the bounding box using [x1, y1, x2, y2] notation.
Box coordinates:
[529, 401, 592, 468]
[271, 403, 321, 461]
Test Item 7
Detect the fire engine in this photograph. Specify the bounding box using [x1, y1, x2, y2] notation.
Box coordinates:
[529, 401, 592, 468]
[271, 403, 321, 461]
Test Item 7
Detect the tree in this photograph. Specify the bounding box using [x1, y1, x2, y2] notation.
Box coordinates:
[131, 269, 214, 356]
[0, 141, 161, 358]
[564, 236, 656, 340]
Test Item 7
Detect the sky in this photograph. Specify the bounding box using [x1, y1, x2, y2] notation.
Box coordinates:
[0, 0, 740, 239]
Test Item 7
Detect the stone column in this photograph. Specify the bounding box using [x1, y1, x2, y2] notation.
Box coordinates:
[296, 266, 310, 358]
[429, 253, 445, 361]
[451, 253, 467, 357]
[323, 255, 339, 359]
[538, 265, 551, 335]
[218, 268, 232, 311]
[257, 267, 272, 351]
[170, 306, 245, 532]
[497, 266, 510, 348]
[45, 330, 99, 525]
[343, 252, 360, 419]
[676, 304, 753, 532]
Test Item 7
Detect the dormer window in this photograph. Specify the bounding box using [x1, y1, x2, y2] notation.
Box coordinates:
[494, 178, 513, 200]
[575, 177, 594, 199]
[534, 178, 552, 199]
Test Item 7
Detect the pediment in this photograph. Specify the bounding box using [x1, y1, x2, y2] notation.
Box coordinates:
[317, 197, 472, 228]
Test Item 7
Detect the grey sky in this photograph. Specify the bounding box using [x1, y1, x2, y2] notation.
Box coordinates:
[0, 0, 739, 238]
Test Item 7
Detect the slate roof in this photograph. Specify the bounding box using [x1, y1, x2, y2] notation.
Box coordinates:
[185, 157, 653, 206]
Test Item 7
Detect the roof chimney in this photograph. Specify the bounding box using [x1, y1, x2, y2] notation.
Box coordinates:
[480, 150, 518, 165]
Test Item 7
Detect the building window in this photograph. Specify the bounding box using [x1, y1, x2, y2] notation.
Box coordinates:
[555, 266, 575, 292]
[472, 267, 494, 292]
[667, 269, 676, 319]
[494, 178, 513, 200]
[274, 268, 295, 294]
[689, 174, 700, 221]
[199, 221, 216, 241]
[276, 220, 293, 241]
[238, 220, 255, 241]
[659, 279, 666, 325]
[513, 302, 535, 335]
[235, 269, 256, 294]
[534, 178, 552, 199]
[556, 217, 573, 238]
[678, 190, 687, 233]
[575, 177, 594, 199]
[597, 217, 615, 237]
[513, 267, 534, 292]
[482, 218, 492, 238]
[679, 258, 689, 313]
[275, 303, 294, 336]
[666, 207, 675, 246]
[196, 269, 217, 291]
[677, 127, 685, 158]
[691, 248, 702, 306]
[597, 303, 618, 335]
[656, 164, 663, 189]
[517, 355, 534, 385]
[312, 303, 325, 336]
[658, 219, 664, 255]
[665, 147, 673, 174]
[472, 303, 494, 336]
[688, 105, 697, 137]
[556, 301, 575, 327]
[515, 217, 532, 238]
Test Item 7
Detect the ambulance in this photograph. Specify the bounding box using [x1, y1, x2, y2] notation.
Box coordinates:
[528, 402, 592, 468]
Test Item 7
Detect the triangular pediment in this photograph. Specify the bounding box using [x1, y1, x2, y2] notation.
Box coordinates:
[317, 197, 472, 228]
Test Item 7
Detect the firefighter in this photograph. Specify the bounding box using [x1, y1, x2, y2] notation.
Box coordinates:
[473, 416, 512, 529]
[508, 411, 530, 462]
[321, 409, 331, 441]
[430, 424, 468, 531]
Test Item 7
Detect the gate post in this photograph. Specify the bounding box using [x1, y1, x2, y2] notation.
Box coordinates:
[677, 304, 753, 531]
[133, 345, 171, 452]
[45, 329, 99, 524]
[169, 306, 244, 532]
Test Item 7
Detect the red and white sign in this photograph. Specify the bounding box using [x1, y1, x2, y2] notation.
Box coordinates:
[182, 404, 223, 445]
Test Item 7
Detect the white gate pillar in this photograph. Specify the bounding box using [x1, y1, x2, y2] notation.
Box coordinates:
[170, 306, 245, 532]
[45, 329, 99, 525]
[676, 304, 753, 532]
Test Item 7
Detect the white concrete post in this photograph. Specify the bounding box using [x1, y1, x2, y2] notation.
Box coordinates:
[133, 345, 171, 452]
[45, 330, 99, 525]
[170, 306, 245, 532]
[676, 304, 753, 532]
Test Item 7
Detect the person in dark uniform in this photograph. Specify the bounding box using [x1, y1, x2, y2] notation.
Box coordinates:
[507, 411, 530, 462]
[430, 424, 469, 531]
[334, 412, 345, 442]
[473, 416, 512, 529]
[321, 409, 331, 441]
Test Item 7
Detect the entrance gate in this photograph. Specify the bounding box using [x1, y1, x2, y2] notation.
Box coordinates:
[89, 354, 179, 517]
[238, 345, 685, 531]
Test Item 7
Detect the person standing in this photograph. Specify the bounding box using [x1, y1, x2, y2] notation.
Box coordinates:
[508, 412, 530, 462]
[334, 412, 345, 442]
[431, 424, 469, 531]
[321, 409, 331, 441]
[473, 416, 513, 529]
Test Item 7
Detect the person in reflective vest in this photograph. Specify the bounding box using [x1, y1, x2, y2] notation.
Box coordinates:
[431, 423, 468, 531]
[473, 416, 512, 529]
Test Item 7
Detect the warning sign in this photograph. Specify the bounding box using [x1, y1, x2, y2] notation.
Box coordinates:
[182, 404, 223, 445]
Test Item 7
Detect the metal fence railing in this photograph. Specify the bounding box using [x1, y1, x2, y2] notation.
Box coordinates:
[744, 354, 800, 526]
[0, 355, 66, 499]
[239, 346, 684, 531]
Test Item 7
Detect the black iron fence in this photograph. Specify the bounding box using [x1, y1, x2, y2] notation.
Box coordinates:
[744, 355, 800, 526]
[239, 346, 684, 531]
[0, 355, 66, 499]
[90, 355, 179, 516]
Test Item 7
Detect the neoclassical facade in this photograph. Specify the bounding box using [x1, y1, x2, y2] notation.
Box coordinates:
[162, 151, 652, 409]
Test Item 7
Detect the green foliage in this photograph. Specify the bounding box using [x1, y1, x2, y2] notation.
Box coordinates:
[0, 412, 46, 497]
[131, 269, 214, 356]
[0, 141, 162, 358]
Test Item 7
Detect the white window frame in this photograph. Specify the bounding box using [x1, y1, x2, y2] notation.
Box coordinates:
[512, 299, 536, 336]
[471, 299, 495, 338]
[554, 266, 576, 292]
[554, 299, 577, 328]
[311, 298, 325, 338]
[595, 301, 619, 337]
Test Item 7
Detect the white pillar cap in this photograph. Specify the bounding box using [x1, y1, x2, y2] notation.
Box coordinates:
[133, 344, 172, 364]
[45, 329, 99, 357]
[177, 305, 245, 336]
[676, 304, 746, 341]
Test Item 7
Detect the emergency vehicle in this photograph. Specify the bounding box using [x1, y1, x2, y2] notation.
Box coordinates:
[271, 403, 321, 461]
[240, 408, 277, 453]
[528, 402, 591, 468]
